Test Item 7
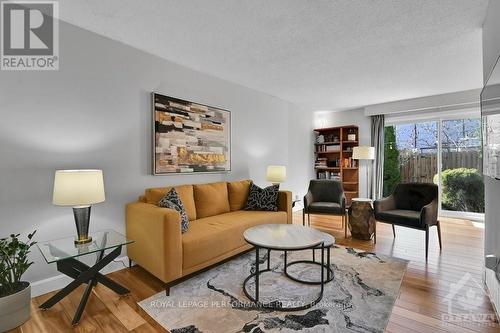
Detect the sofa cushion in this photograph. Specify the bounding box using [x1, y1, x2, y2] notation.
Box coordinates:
[145, 185, 196, 221]
[227, 179, 251, 211]
[375, 209, 422, 228]
[308, 202, 343, 214]
[182, 210, 287, 270]
[158, 188, 189, 233]
[193, 182, 230, 219]
[244, 183, 280, 211]
[393, 183, 437, 211]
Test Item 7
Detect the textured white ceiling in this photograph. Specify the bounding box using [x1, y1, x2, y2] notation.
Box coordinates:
[59, 0, 489, 110]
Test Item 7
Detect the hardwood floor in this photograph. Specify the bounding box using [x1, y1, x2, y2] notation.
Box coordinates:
[11, 212, 498, 332]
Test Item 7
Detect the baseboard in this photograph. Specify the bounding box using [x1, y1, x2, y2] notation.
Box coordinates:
[30, 256, 129, 298]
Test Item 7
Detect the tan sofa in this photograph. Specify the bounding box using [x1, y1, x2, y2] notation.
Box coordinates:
[126, 180, 292, 285]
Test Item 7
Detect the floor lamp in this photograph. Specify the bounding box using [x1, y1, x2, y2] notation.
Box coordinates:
[352, 146, 375, 199]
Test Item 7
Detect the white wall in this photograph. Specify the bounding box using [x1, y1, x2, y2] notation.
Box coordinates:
[288, 105, 316, 208]
[483, 0, 500, 264]
[313, 109, 372, 198]
[0, 21, 313, 284]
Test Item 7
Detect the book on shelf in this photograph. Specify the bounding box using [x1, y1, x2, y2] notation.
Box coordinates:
[342, 157, 357, 168]
[325, 145, 340, 152]
[315, 157, 328, 168]
[315, 143, 340, 153]
[317, 171, 341, 180]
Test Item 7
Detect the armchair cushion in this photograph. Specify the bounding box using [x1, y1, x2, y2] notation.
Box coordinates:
[303, 179, 345, 215]
[375, 209, 422, 228]
[308, 202, 343, 214]
[309, 179, 343, 203]
[393, 183, 438, 211]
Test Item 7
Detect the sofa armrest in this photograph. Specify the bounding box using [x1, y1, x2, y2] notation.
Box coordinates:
[421, 199, 438, 227]
[374, 195, 396, 213]
[126, 202, 183, 283]
[278, 190, 292, 224]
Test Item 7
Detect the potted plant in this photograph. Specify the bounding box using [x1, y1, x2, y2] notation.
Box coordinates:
[0, 231, 36, 332]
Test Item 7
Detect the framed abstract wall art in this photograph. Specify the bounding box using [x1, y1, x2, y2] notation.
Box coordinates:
[152, 93, 231, 175]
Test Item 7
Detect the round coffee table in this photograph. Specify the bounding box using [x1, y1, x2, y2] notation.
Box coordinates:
[243, 224, 333, 311]
[284, 232, 335, 285]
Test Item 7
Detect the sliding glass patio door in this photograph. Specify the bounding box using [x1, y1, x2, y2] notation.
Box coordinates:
[440, 118, 484, 215]
[384, 116, 484, 218]
[383, 121, 438, 196]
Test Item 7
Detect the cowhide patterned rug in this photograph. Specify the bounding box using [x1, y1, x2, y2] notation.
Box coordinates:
[139, 245, 407, 333]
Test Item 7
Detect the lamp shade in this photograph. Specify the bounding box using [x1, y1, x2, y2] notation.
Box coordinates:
[266, 165, 286, 183]
[53, 170, 105, 206]
[352, 146, 375, 160]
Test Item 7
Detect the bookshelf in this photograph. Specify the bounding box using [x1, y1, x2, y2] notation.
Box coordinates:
[314, 125, 359, 206]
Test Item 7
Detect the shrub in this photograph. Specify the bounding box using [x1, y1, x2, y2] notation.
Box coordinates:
[383, 126, 401, 196]
[435, 168, 484, 213]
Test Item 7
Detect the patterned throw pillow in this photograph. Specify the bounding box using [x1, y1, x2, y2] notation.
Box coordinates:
[244, 183, 280, 211]
[158, 188, 189, 233]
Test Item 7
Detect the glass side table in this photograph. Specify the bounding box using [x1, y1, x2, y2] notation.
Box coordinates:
[37, 229, 134, 325]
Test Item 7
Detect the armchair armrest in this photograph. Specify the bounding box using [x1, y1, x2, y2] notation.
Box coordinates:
[374, 195, 396, 213]
[420, 199, 438, 227]
[126, 202, 183, 283]
[303, 191, 313, 213]
[277, 190, 292, 224]
[339, 192, 346, 211]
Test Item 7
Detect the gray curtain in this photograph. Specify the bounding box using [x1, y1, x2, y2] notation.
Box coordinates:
[371, 115, 385, 200]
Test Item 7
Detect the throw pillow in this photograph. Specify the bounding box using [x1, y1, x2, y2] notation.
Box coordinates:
[158, 188, 189, 233]
[244, 183, 280, 211]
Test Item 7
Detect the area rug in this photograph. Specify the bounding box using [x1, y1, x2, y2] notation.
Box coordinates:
[138, 246, 408, 333]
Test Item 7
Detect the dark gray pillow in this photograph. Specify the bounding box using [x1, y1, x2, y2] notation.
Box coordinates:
[244, 183, 280, 211]
[158, 188, 189, 233]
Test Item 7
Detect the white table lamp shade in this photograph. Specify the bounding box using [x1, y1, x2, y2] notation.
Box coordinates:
[53, 170, 105, 206]
[266, 165, 286, 183]
[352, 146, 375, 160]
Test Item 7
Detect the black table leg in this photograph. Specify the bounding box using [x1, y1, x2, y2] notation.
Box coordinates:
[39, 246, 129, 325]
[267, 249, 271, 270]
[72, 276, 95, 325]
[255, 247, 259, 302]
[327, 247, 331, 280]
[243, 245, 326, 311]
[320, 243, 325, 295]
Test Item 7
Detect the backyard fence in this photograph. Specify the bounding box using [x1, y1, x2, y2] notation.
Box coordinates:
[399, 150, 481, 183]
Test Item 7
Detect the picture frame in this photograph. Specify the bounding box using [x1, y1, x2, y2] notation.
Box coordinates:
[152, 93, 231, 175]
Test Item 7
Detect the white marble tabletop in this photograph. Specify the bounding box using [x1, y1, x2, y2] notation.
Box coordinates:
[244, 224, 333, 250]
